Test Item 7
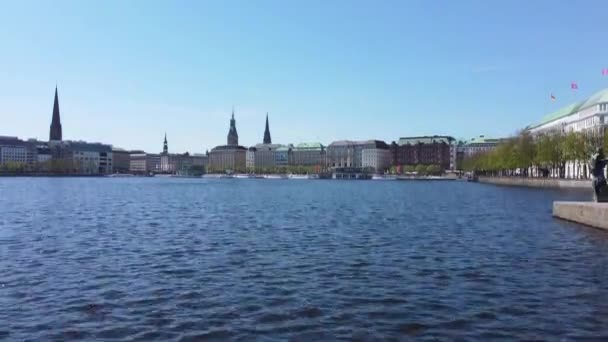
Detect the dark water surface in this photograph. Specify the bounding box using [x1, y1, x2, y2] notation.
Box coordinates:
[2, 178, 608, 341]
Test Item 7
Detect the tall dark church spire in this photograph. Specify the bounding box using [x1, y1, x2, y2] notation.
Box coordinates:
[227, 107, 239, 146]
[263, 113, 272, 144]
[49, 86, 62, 141]
[163, 133, 168, 154]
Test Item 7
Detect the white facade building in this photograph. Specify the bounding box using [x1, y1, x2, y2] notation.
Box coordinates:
[0, 136, 37, 165]
[362, 148, 391, 173]
[528, 89, 608, 135]
[246, 147, 256, 169]
[527, 88, 608, 179]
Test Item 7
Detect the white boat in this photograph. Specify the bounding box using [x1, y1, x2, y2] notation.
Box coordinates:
[108, 173, 134, 177]
[264, 174, 287, 179]
[372, 174, 397, 180]
[202, 174, 224, 179]
[234, 174, 251, 179]
[288, 174, 309, 180]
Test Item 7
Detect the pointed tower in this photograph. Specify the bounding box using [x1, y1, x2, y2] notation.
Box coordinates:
[227, 108, 239, 146]
[163, 133, 168, 154]
[263, 113, 272, 144]
[49, 86, 62, 141]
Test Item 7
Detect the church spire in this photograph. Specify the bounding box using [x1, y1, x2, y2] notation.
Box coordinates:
[227, 109, 239, 146]
[163, 132, 168, 154]
[49, 85, 62, 141]
[263, 112, 272, 144]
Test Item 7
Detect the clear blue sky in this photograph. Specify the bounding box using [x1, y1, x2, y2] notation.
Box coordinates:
[2, 0, 608, 153]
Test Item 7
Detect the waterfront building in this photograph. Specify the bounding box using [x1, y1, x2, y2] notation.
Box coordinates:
[275, 146, 290, 167]
[130, 153, 161, 174]
[192, 153, 208, 168]
[390, 135, 455, 171]
[462, 135, 505, 157]
[49, 140, 113, 174]
[289, 142, 326, 167]
[362, 147, 392, 173]
[526, 88, 608, 178]
[209, 110, 247, 173]
[527, 88, 608, 136]
[208, 145, 246, 172]
[253, 143, 282, 168]
[246, 147, 256, 169]
[112, 148, 131, 173]
[161, 152, 200, 174]
[0, 136, 37, 166]
[49, 86, 62, 141]
[327, 140, 390, 174]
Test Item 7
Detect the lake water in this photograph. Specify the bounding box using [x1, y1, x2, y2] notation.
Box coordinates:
[1, 178, 608, 341]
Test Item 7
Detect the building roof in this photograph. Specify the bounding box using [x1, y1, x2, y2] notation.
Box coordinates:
[329, 140, 388, 148]
[534, 102, 583, 128]
[254, 143, 283, 150]
[579, 88, 608, 110]
[0, 136, 32, 147]
[398, 135, 454, 146]
[64, 141, 112, 152]
[530, 88, 608, 129]
[464, 135, 505, 146]
[210, 144, 247, 151]
[293, 142, 324, 150]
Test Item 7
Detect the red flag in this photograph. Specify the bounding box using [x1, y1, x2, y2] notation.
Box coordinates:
[603, 68, 608, 76]
[571, 81, 578, 90]
[551, 93, 556, 101]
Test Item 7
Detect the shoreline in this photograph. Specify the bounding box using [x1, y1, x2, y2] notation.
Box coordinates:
[478, 176, 590, 190]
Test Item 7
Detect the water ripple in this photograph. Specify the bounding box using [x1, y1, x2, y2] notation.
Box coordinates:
[0, 178, 606, 340]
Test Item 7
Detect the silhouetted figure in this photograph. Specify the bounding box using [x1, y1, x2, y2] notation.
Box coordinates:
[589, 147, 608, 202]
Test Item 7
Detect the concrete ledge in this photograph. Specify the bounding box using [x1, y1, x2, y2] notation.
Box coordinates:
[553, 201, 608, 230]
[479, 176, 590, 189]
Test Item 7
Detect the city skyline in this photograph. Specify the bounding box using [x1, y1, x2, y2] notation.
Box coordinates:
[2, 1, 608, 153]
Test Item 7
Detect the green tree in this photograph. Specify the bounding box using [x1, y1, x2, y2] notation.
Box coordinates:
[415, 164, 426, 175]
[426, 164, 441, 175]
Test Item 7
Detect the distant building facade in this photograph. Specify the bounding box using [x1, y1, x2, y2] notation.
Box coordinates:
[527, 88, 608, 136]
[253, 143, 282, 168]
[362, 147, 391, 173]
[246, 147, 256, 169]
[130, 153, 161, 174]
[327, 140, 389, 173]
[48, 140, 113, 174]
[391, 135, 455, 171]
[462, 135, 505, 157]
[112, 148, 131, 173]
[290, 142, 325, 167]
[0, 136, 37, 165]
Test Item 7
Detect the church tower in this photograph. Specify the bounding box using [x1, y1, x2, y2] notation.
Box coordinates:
[49, 86, 62, 141]
[227, 108, 239, 146]
[263, 113, 271, 144]
[163, 133, 168, 154]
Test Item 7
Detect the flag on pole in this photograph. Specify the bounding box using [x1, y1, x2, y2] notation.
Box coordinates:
[571, 81, 578, 90]
[551, 93, 556, 101]
[602, 68, 608, 76]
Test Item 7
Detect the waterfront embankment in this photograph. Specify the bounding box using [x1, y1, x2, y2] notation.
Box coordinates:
[479, 176, 590, 189]
[553, 201, 608, 231]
